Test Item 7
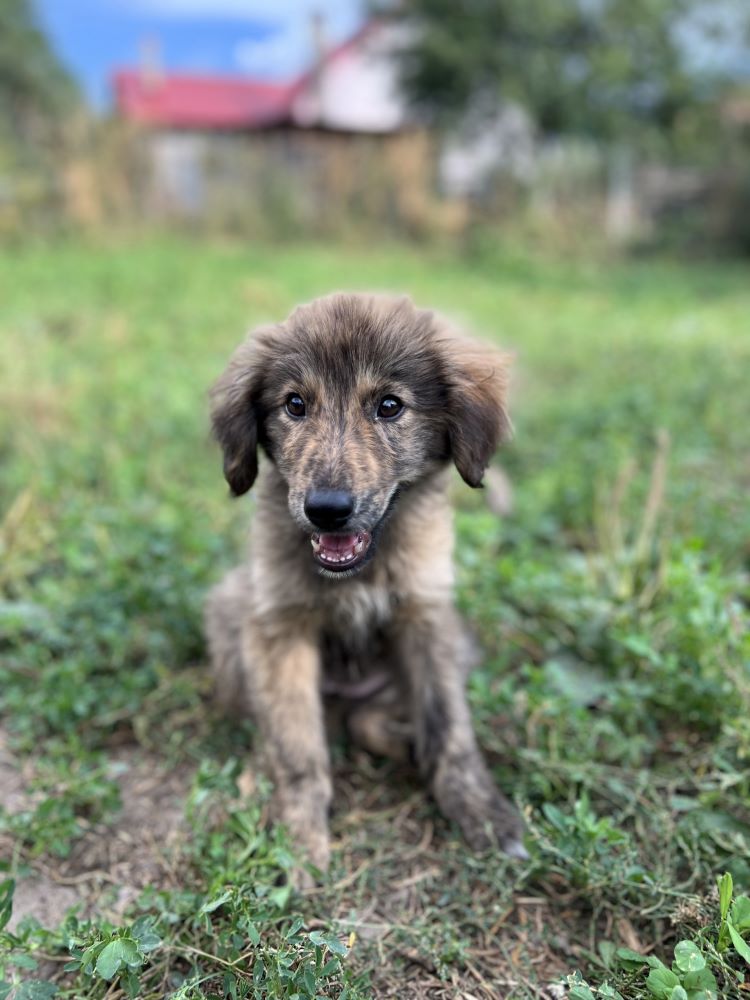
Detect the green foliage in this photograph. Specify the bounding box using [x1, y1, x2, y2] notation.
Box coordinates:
[644, 943, 718, 1000]
[0, 0, 78, 227]
[0, 0, 76, 135]
[396, 0, 749, 150]
[0, 755, 121, 857]
[64, 915, 161, 995]
[571, 872, 750, 998]
[717, 873, 750, 967]
[0, 779, 366, 999]
[0, 238, 749, 996]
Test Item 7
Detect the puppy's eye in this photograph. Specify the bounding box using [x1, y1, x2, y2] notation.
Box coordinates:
[285, 394, 306, 418]
[376, 395, 403, 420]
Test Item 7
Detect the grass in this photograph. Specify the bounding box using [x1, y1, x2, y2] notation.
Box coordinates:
[0, 234, 748, 999]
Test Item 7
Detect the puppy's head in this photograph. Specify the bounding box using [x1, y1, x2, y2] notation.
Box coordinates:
[211, 294, 511, 577]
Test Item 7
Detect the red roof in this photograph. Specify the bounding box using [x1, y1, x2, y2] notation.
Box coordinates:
[112, 22, 379, 131]
[113, 70, 297, 129]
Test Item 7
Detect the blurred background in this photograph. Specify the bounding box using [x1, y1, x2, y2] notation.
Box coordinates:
[2, 3, 750, 998]
[3, 0, 750, 252]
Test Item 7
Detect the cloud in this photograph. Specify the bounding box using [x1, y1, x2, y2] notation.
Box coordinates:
[234, 32, 306, 76]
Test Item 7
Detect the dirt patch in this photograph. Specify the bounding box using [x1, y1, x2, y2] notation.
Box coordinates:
[2, 734, 571, 995]
[0, 730, 194, 931]
[317, 753, 571, 998]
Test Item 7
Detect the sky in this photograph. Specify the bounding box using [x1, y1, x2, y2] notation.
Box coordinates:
[35, 0, 750, 113]
[36, 0, 367, 109]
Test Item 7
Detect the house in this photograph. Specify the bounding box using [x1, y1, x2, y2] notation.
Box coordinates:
[290, 21, 409, 133]
[113, 21, 410, 135]
[110, 20, 432, 228]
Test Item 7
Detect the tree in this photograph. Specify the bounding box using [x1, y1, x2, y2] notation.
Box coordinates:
[393, 0, 747, 151]
[0, 0, 77, 147]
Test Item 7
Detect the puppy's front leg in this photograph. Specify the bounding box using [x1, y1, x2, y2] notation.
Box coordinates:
[247, 625, 331, 884]
[397, 605, 526, 858]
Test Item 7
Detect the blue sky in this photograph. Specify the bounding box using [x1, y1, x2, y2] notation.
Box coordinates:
[35, 0, 750, 112]
[36, 0, 366, 109]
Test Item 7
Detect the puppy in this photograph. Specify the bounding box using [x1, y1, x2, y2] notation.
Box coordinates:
[205, 293, 526, 883]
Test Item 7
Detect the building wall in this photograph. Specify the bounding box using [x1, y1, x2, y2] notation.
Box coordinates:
[292, 25, 408, 134]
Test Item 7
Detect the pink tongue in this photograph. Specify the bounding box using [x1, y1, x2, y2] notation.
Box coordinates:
[319, 533, 358, 553]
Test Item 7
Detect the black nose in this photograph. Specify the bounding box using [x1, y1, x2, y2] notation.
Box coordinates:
[304, 489, 354, 530]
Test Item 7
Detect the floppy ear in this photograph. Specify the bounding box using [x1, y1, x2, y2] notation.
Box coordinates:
[209, 334, 267, 496]
[443, 337, 512, 488]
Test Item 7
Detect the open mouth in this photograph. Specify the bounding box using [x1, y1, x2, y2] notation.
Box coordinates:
[311, 531, 372, 572]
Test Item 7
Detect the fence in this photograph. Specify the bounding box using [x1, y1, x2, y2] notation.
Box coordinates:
[2, 116, 749, 253]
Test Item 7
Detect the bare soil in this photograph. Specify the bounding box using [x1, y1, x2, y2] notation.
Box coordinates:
[0, 727, 192, 932]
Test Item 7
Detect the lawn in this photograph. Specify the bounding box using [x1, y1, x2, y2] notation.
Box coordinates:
[0, 236, 749, 999]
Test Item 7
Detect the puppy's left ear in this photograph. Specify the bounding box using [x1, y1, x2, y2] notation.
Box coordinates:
[443, 337, 512, 488]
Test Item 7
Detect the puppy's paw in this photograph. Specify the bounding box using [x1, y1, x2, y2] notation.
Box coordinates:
[288, 831, 331, 890]
[274, 803, 331, 890]
[433, 761, 527, 859]
[459, 791, 528, 859]
[502, 835, 530, 860]
[301, 828, 331, 876]
[288, 864, 318, 892]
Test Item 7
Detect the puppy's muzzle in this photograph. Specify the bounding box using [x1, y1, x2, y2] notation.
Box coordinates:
[304, 488, 372, 573]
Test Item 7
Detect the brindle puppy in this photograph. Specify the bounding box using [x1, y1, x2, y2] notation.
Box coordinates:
[205, 293, 526, 884]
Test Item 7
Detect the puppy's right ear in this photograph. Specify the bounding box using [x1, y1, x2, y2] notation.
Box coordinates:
[210, 337, 266, 496]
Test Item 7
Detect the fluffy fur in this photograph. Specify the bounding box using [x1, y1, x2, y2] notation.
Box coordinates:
[205, 293, 525, 884]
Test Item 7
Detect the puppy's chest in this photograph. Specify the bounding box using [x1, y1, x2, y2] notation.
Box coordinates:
[318, 578, 393, 640]
[318, 583, 399, 699]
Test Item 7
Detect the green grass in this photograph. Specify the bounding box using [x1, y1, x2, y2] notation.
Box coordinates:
[0, 235, 749, 999]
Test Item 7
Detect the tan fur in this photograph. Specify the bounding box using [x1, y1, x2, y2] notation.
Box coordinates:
[205, 293, 525, 885]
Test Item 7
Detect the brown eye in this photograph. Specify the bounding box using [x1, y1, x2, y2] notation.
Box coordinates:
[286, 394, 306, 418]
[376, 395, 403, 420]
